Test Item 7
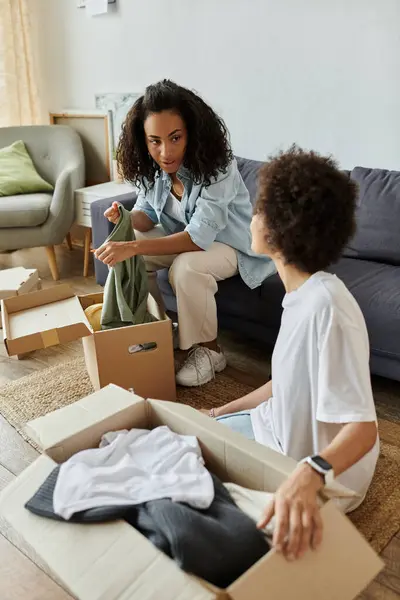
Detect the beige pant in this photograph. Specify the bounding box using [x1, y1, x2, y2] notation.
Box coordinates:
[136, 227, 238, 350]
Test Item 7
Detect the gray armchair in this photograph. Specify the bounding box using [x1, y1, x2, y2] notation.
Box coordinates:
[0, 125, 85, 280]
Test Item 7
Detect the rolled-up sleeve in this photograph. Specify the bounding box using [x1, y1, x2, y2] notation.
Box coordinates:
[185, 164, 238, 250]
[133, 188, 159, 224]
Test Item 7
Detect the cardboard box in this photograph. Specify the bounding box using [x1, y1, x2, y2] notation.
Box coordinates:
[0, 267, 40, 330]
[1, 285, 176, 401]
[0, 384, 384, 600]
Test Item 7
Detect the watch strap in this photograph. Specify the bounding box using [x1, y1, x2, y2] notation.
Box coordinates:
[300, 455, 334, 485]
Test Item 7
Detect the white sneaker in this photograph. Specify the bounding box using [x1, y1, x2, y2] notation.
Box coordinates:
[176, 346, 227, 387]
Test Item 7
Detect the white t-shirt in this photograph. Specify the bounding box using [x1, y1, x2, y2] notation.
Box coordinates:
[164, 193, 185, 223]
[53, 426, 214, 520]
[251, 272, 379, 512]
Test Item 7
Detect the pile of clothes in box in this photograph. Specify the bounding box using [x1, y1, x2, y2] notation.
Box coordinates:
[25, 425, 274, 587]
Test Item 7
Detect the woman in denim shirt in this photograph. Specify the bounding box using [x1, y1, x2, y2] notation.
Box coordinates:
[96, 80, 274, 386]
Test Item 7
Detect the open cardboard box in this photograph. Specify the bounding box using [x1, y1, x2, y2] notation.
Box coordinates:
[1, 284, 176, 401]
[0, 384, 384, 600]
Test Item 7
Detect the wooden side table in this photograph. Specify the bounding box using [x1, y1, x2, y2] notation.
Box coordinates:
[74, 182, 135, 276]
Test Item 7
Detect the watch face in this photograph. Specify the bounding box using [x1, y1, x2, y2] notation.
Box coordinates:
[312, 455, 332, 472]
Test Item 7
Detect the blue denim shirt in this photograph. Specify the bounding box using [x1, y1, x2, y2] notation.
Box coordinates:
[134, 159, 276, 289]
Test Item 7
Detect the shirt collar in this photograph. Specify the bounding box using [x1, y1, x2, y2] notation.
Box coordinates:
[282, 272, 325, 308]
[177, 165, 191, 179]
[161, 164, 191, 182]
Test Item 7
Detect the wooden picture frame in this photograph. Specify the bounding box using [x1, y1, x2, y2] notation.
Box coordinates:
[49, 110, 113, 186]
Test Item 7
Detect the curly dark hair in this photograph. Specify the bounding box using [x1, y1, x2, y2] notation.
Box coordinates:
[116, 79, 233, 188]
[255, 146, 358, 273]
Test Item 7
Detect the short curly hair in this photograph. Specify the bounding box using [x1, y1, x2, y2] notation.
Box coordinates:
[117, 79, 233, 189]
[255, 146, 358, 273]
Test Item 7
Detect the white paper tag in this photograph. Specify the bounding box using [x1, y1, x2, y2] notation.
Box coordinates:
[86, 0, 108, 16]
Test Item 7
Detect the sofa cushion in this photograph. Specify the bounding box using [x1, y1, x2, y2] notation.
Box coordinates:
[216, 273, 284, 338]
[344, 167, 400, 265]
[0, 140, 54, 197]
[235, 156, 265, 206]
[219, 258, 400, 362]
[218, 275, 274, 325]
[328, 258, 400, 359]
[0, 193, 52, 228]
[158, 267, 284, 338]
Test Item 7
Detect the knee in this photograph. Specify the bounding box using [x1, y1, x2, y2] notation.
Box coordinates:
[134, 227, 162, 243]
[169, 251, 203, 288]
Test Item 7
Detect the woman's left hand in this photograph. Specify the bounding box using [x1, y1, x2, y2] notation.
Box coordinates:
[257, 463, 324, 560]
[94, 241, 136, 267]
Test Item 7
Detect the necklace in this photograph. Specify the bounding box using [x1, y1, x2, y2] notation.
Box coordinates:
[172, 182, 183, 199]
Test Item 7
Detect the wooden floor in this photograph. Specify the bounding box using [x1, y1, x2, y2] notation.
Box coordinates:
[0, 243, 399, 600]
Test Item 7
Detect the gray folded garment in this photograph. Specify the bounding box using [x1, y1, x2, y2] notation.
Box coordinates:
[25, 469, 269, 588]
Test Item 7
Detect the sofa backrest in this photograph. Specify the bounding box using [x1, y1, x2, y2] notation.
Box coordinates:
[237, 156, 400, 266]
[344, 167, 400, 265]
[0, 124, 84, 185]
[235, 156, 265, 206]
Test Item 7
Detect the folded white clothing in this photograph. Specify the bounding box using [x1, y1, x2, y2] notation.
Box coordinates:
[99, 429, 129, 448]
[53, 426, 214, 520]
[224, 483, 276, 535]
[224, 477, 359, 535]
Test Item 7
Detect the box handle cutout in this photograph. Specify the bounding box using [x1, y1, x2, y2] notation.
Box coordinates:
[128, 342, 157, 355]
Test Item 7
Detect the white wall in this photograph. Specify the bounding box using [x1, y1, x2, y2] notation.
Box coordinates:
[33, 0, 400, 170]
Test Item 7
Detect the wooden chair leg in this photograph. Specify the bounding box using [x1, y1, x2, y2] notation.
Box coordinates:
[83, 228, 92, 277]
[45, 245, 59, 281]
[66, 232, 73, 251]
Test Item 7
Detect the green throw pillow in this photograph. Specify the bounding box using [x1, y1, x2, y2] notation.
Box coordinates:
[0, 140, 54, 196]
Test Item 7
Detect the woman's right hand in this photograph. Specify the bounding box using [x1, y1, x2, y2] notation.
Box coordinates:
[104, 201, 120, 224]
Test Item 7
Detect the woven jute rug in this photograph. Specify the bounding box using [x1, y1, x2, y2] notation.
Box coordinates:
[0, 356, 399, 554]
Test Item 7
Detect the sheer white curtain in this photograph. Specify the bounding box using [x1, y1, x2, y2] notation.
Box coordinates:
[0, 0, 43, 127]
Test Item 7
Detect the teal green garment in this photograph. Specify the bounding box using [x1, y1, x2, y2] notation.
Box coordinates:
[101, 205, 157, 329]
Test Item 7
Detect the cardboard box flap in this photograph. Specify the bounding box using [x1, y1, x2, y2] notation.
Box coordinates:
[3, 283, 74, 313]
[25, 384, 143, 450]
[227, 500, 384, 600]
[147, 399, 296, 490]
[147, 399, 293, 474]
[0, 267, 39, 300]
[79, 291, 106, 310]
[2, 284, 93, 356]
[0, 457, 217, 600]
[148, 401, 359, 499]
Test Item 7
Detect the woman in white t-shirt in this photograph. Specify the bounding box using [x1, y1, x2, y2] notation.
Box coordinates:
[204, 146, 379, 561]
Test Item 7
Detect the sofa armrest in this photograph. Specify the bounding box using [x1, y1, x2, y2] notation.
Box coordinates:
[91, 192, 137, 285]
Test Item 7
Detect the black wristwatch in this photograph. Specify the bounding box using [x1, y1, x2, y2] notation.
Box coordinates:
[300, 455, 334, 486]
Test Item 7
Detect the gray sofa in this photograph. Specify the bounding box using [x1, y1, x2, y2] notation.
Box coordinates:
[0, 125, 85, 280]
[91, 157, 400, 382]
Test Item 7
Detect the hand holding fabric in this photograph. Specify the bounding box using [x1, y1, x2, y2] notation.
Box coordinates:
[94, 241, 137, 267]
[257, 463, 324, 560]
[104, 201, 121, 224]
